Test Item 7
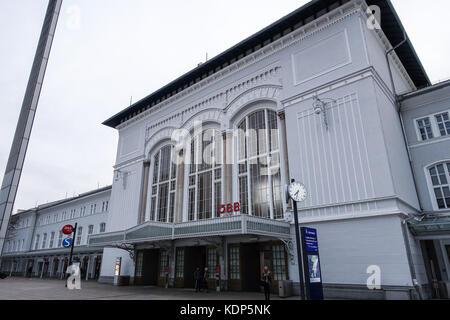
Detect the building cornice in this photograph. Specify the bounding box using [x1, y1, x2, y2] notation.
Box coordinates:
[116, 0, 364, 131]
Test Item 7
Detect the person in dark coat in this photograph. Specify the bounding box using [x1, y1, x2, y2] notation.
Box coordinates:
[261, 266, 272, 301]
[194, 267, 202, 292]
[202, 267, 209, 293]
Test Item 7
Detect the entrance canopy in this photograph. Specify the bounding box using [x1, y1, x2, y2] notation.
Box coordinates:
[408, 214, 450, 239]
[88, 215, 291, 247]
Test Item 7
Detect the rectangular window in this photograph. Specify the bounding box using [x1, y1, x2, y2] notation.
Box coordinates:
[435, 112, 450, 136]
[49, 232, 55, 249]
[159, 250, 168, 277]
[175, 248, 184, 278]
[272, 245, 287, 281]
[239, 176, 248, 215]
[169, 192, 175, 223]
[229, 247, 240, 280]
[76, 227, 83, 245]
[88, 225, 94, 235]
[58, 232, 63, 248]
[207, 248, 217, 279]
[214, 182, 222, 218]
[135, 252, 144, 277]
[197, 171, 212, 220]
[42, 233, 47, 249]
[188, 188, 195, 221]
[417, 117, 434, 141]
[150, 197, 156, 221]
[157, 183, 169, 222]
[430, 163, 450, 209]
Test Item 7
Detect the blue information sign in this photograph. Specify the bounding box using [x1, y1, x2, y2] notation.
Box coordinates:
[301, 227, 324, 300]
[62, 238, 73, 248]
[303, 227, 318, 253]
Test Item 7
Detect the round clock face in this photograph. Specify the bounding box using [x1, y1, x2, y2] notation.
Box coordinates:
[288, 182, 307, 202]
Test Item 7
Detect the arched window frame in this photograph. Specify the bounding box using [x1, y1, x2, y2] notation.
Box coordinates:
[233, 107, 284, 219]
[185, 127, 224, 221]
[148, 144, 178, 223]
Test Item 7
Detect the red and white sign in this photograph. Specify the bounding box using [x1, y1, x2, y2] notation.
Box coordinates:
[62, 224, 74, 235]
[218, 202, 240, 216]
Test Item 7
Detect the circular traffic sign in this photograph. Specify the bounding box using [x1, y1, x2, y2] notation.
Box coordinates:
[62, 238, 73, 248]
[62, 224, 74, 235]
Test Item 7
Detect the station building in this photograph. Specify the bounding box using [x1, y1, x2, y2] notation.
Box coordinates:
[2, 0, 450, 300]
[1, 187, 110, 280]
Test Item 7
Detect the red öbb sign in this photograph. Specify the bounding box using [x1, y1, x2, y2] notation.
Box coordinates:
[62, 224, 74, 235]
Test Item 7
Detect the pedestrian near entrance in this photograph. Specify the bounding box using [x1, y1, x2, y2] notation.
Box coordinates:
[261, 266, 271, 301]
[203, 267, 209, 293]
[194, 267, 202, 292]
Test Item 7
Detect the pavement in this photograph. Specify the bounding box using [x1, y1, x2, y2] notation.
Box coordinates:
[0, 277, 298, 300]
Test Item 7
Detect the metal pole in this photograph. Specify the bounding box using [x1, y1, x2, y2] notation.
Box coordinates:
[0, 0, 63, 266]
[69, 223, 77, 266]
[292, 199, 306, 300]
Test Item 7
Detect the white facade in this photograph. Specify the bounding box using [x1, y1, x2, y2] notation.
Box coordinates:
[2, 187, 111, 280]
[4, 0, 449, 300]
[94, 0, 430, 299]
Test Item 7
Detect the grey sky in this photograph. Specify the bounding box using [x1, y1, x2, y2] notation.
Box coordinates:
[1, 0, 449, 213]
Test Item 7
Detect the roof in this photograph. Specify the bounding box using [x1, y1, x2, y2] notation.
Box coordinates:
[399, 79, 450, 101]
[103, 0, 430, 128]
[13, 185, 112, 217]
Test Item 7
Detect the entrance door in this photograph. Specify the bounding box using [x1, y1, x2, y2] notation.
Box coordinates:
[135, 249, 158, 286]
[184, 246, 206, 289]
[228, 245, 241, 291]
[174, 248, 185, 288]
[241, 243, 260, 292]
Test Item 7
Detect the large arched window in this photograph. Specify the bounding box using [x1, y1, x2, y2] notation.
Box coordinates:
[237, 109, 283, 219]
[188, 129, 223, 221]
[150, 145, 177, 223]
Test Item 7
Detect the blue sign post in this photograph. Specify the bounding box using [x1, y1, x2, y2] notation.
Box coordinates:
[62, 238, 73, 248]
[301, 227, 324, 300]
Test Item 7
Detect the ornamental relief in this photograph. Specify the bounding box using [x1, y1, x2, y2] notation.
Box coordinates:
[144, 65, 283, 140]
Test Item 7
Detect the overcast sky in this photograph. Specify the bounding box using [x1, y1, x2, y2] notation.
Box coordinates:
[1, 0, 450, 213]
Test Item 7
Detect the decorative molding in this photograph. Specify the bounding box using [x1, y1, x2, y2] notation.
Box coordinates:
[226, 85, 282, 120]
[144, 64, 282, 139]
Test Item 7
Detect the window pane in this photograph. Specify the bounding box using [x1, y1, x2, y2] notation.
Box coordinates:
[207, 248, 217, 278]
[159, 146, 171, 182]
[176, 248, 184, 278]
[239, 176, 248, 215]
[157, 183, 169, 222]
[229, 247, 240, 280]
[188, 189, 195, 221]
[272, 245, 287, 281]
[271, 169, 283, 219]
[169, 192, 175, 223]
[215, 182, 222, 218]
[267, 110, 279, 151]
[197, 172, 212, 220]
[250, 160, 270, 218]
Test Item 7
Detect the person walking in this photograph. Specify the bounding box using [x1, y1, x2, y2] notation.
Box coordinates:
[261, 266, 272, 301]
[194, 267, 202, 292]
[203, 267, 209, 293]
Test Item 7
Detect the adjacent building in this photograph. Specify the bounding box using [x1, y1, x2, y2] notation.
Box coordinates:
[1, 186, 110, 280]
[2, 0, 450, 300]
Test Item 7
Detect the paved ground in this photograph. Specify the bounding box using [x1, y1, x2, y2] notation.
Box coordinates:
[0, 277, 297, 300]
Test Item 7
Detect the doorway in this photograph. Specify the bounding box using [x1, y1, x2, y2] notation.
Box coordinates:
[241, 243, 260, 292]
[134, 249, 159, 286]
[184, 246, 206, 289]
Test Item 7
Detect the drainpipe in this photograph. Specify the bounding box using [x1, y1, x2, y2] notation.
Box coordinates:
[385, 31, 424, 300]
